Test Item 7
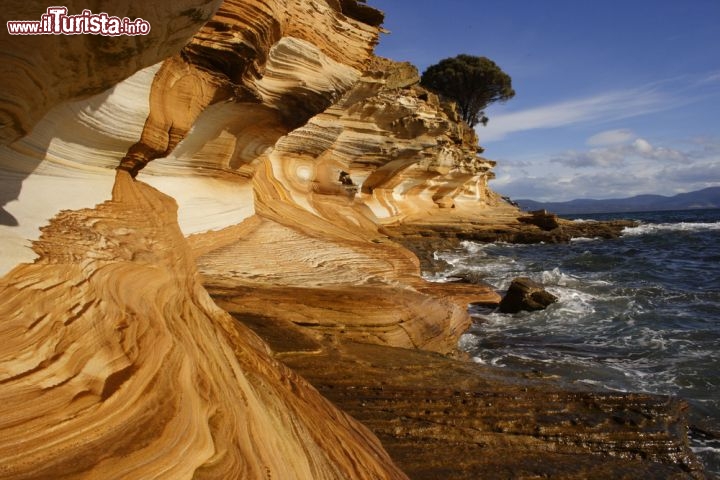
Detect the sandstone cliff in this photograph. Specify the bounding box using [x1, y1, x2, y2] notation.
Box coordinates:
[0, 171, 406, 479]
[0, 1, 408, 478]
[0, 0, 703, 478]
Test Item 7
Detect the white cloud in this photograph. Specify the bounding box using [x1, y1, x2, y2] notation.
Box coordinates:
[662, 160, 720, 183]
[479, 87, 670, 142]
[587, 129, 635, 147]
[478, 69, 720, 144]
[695, 71, 720, 86]
[633, 138, 653, 154]
[550, 148, 626, 168]
[481, 70, 720, 201]
[551, 137, 686, 168]
[493, 137, 720, 201]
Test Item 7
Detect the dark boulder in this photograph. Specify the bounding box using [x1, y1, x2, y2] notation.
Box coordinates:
[518, 209, 561, 231]
[499, 277, 558, 313]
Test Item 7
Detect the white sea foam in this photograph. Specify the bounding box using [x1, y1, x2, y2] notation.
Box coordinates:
[542, 267, 580, 286]
[421, 272, 452, 282]
[445, 215, 720, 473]
[692, 446, 720, 454]
[576, 378, 603, 386]
[622, 221, 720, 236]
[570, 236, 599, 242]
[552, 289, 597, 316]
[458, 333, 480, 351]
[474, 312, 512, 327]
[459, 240, 491, 255]
[470, 355, 505, 366]
[575, 379, 630, 392]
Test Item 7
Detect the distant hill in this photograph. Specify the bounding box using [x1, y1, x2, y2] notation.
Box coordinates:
[515, 186, 720, 215]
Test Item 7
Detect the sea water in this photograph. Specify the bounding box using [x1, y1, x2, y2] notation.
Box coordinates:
[428, 208, 720, 476]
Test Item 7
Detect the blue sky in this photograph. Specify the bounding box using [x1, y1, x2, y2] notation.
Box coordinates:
[370, 0, 720, 201]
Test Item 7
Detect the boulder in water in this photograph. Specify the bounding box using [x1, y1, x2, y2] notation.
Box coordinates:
[499, 277, 558, 313]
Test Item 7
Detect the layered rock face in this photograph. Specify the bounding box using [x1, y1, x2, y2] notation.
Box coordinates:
[0, 0, 408, 478]
[0, 0, 225, 273]
[0, 0, 225, 145]
[269, 56, 500, 221]
[193, 57, 500, 353]
[0, 0, 704, 478]
[0, 172, 405, 479]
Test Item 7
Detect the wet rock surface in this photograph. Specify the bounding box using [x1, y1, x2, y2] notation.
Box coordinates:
[518, 209, 561, 231]
[220, 310, 706, 479]
[385, 215, 638, 274]
[499, 276, 559, 313]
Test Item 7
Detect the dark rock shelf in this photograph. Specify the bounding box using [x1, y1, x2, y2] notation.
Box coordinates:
[224, 308, 706, 479]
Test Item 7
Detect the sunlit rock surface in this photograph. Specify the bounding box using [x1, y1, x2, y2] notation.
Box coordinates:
[0, 0, 224, 144]
[0, 0, 704, 478]
[190, 61, 504, 353]
[0, 64, 161, 274]
[0, 1, 407, 478]
[0, 172, 406, 479]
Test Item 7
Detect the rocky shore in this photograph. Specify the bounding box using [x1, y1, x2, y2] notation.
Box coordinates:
[0, 1, 706, 478]
[218, 304, 703, 479]
[384, 208, 637, 274]
[205, 215, 704, 479]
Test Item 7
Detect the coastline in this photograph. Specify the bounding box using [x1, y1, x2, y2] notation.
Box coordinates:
[215, 282, 704, 479]
[209, 213, 707, 479]
[383, 210, 637, 274]
[425, 209, 720, 477]
[0, 1, 712, 477]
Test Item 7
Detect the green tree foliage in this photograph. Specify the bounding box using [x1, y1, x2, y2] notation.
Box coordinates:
[420, 54, 515, 127]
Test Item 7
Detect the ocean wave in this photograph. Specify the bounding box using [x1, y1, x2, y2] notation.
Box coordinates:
[459, 240, 493, 254]
[542, 267, 579, 286]
[570, 236, 599, 242]
[458, 332, 481, 351]
[622, 221, 720, 236]
[552, 289, 597, 316]
[575, 379, 630, 392]
[421, 272, 454, 283]
[447, 215, 720, 473]
[692, 446, 720, 454]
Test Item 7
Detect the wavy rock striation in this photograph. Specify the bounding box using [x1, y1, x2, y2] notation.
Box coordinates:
[0, 0, 705, 478]
[188, 57, 501, 354]
[0, 0, 410, 478]
[269, 57, 500, 221]
[0, 172, 406, 479]
[118, 0, 381, 177]
[0, 0, 224, 145]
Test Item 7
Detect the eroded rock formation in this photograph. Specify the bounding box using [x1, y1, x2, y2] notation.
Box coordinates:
[269, 57, 500, 221]
[190, 57, 500, 354]
[0, 0, 224, 144]
[118, 0, 381, 177]
[0, 0, 705, 478]
[0, 1, 410, 477]
[0, 172, 406, 479]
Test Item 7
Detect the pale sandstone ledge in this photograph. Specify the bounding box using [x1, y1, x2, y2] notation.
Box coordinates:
[0, 0, 705, 479]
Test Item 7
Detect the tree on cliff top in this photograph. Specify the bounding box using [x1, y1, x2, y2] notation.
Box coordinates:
[420, 54, 515, 127]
